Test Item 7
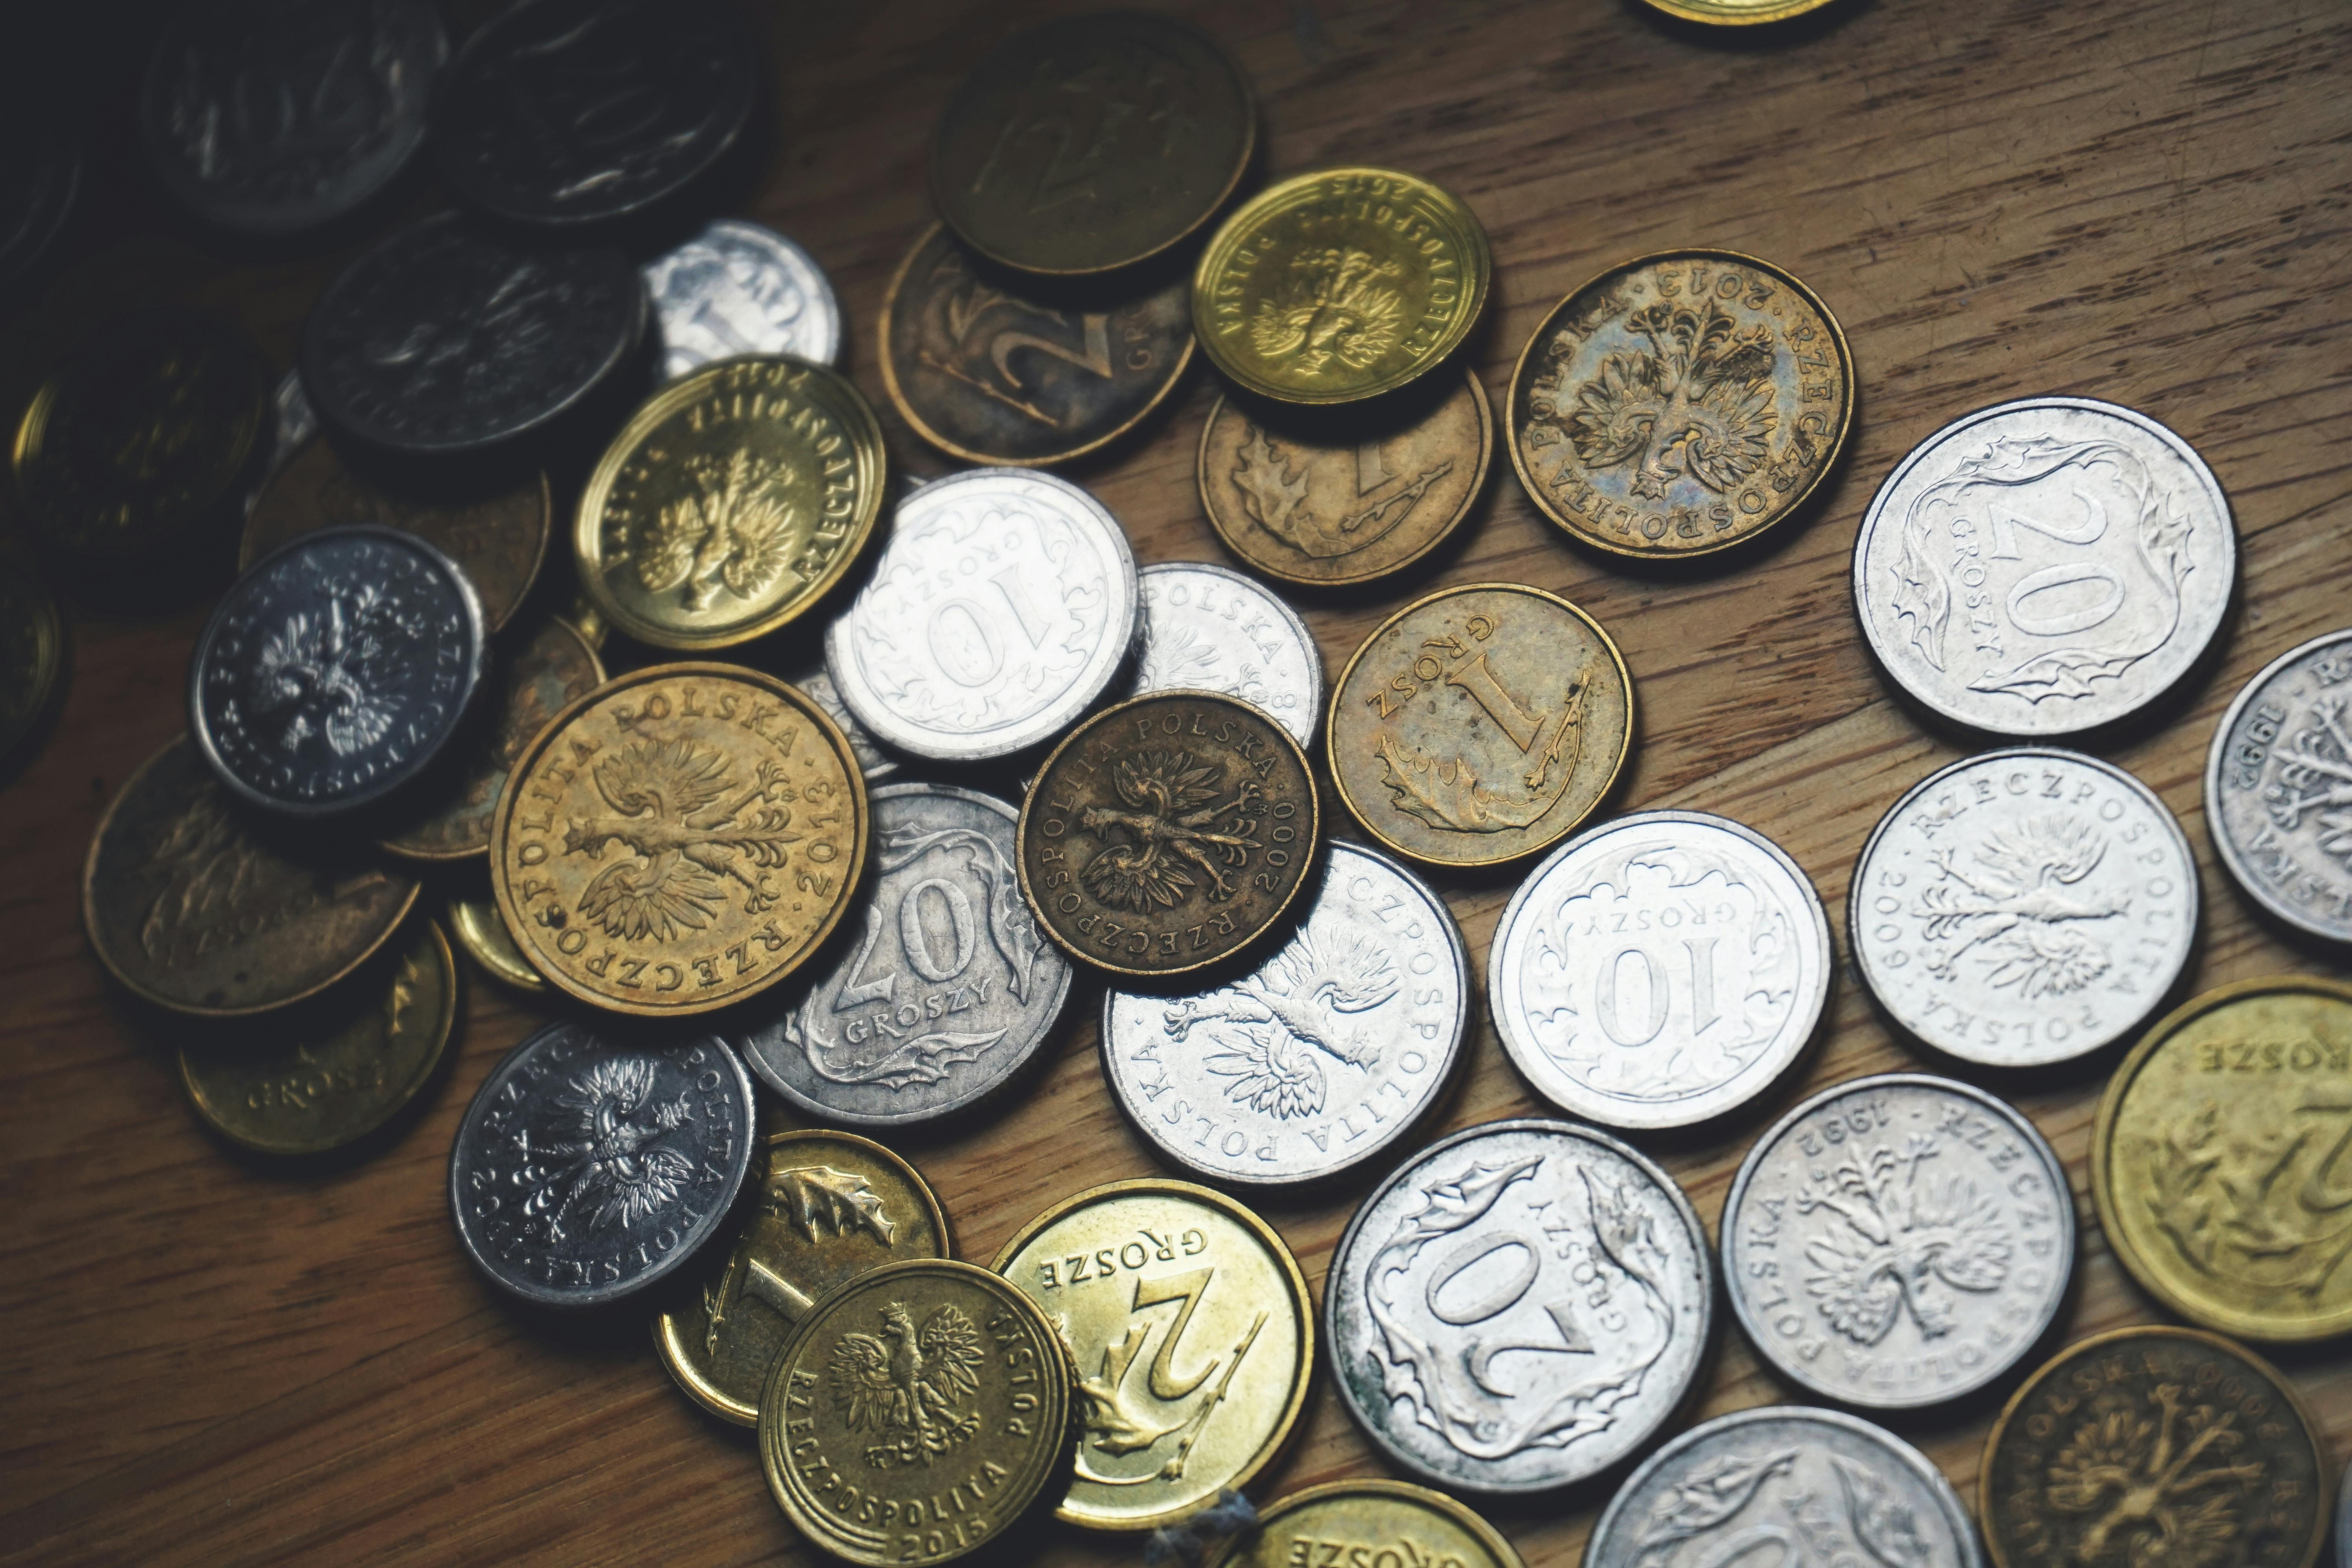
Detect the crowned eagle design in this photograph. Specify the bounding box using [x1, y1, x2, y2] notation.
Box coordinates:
[2045, 1382, 2264, 1568]
[827, 1301, 985, 1468]
[1914, 814, 2128, 998]
[516, 1055, 696, 1241]
[248, 587, 407, 757]
[631, 447, 801, 612]
[1077, 751, 1264, 911]
[561, 740, 802, 940]
[1250, 246, 1406, 376]
[1170, 925, 1400, 1120]
[1798, 1136, 2011, 1346]
[1566, 298, 1779, 501]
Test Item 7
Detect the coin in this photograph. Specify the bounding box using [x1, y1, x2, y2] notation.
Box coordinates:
[826, 468, 1138, 762]
[656, 1130, 949, 1426]
[1198, 368, 1492, 588]
[1982, 1327, 2329, 1568]
[448, 893, 544, 995]
[1327, 582, 1633, 868]
[1102, 840, 1466, 1187]
[1210, 1480, 1525, 1568]
[0, 88, 78, 289]
[880, 223, 1194, 467]
[178, 919, 456, 1156]
[189, 525, 489, 819]
[1854, 396, 2236, 737]
[490, 664, 869, 1018]
[644, 219, 840, 383]
[2091, 976, 2352, 1341]
[793, 664, 898, 784]
[991, 1178, 1313, 1531]
[760, 1258, 1072, 1565]
[83, 736, 419, 1016]
[1509, 249, 1852, 559]
[1325, 1117, 1713, 1494]
[1131, 563, 1322, 747]
[1490, 809, 1830, 1130]
[0, 539, 66, 768]
[2337, 1456, 2352, 1568]
[2205, 629, 2352, 944]
[448, 1018, 757, 1309]
[1640, 0, 1843, 19]
[1853, 748, 2198, 1067]
[574, 355, 887, 652]
[1019, 692, 1319, 979]
[268, 372, 319, 474]
[141, 0, 445, 235]
[1194, 167, 1492, 405]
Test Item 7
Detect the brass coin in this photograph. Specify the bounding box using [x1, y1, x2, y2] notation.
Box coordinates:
[1017, 691, 1318, 978]
[1209, 1480, 1524, 1568]
[574, 356, 887, 652]
[1509, 249, 1852, 559]
[83, 735, 419, 1016]
[490, 664, 869, 1017]
[1981, 1326, 2330, 1568]
[1194, 167, 1492, 406]
[759, 1257, 1071, 1566]
[1327, 583, 1633, 867]
[929, 11, 1256, 278]
[177, 919, 456, 1156]
[1197, 367, 1491, 587]
[2092, 976, 2352, 1341]
[880, 223, 1195, 468]
[0, 535, 66, 765]
[1641, 0, 1842, 20]
[991, 1177, 1314, 1533]
[656, 1130, 950, 1426]
[241, 436, 552, 633]
[446, 893, 543, 994]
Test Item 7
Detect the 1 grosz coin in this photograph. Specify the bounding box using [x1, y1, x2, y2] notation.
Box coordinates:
[2205, 628, 2352, 944]
[645, 218, 842, 382]
[1131, 562, 1322, 747]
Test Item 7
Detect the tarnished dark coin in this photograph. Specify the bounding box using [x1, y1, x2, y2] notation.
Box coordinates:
[1130, 562, 1321, 747]
[0, 538, 66, 768]
[0, 80, 79, 289]
[448, 1019, 757, 1309]
[1018, 691, 1319, 978]
[645, 218, 842, 382]
[1211, 1481, 1525, 1568]
[2206, 628, 2352, 945]
[141, 0, 445, 235]
[880, 223, 1194, 467]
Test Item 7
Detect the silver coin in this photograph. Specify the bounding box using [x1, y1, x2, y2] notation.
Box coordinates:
[1587, 1405, 1984, 1568]
[1129, 561, 1323, 748]
[1489, 809, 1831, 1131]
[825, 468, 1139, 761]
[790, 664, 898, 784]
[1853, 396, 2236, 737]
[270, 371, 319, 471]
[448, 1019, 755, 1309]
[1326, 1116, 1713, 1494]
[735, 783, 1073, 1128]
[1721, 1072, 2073, 1410]
[2206, 628, 2352, 944]
[643, 218, 842, 382]
[1102, 841, 1467, 1187]
[1853, 748, 2198, 1066]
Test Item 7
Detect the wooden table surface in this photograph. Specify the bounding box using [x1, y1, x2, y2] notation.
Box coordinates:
[5, 1, 2351, 1563]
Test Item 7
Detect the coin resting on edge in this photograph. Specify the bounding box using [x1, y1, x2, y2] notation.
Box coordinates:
[646, 219, 842, 382]
[448, 894, 544, 994]
[1325, 1117, 1713, 1494]
[1209, 1480, 1525, 1568]
[791, 665, 898, 784]
[1490, 810, 1831, 1130]
[2206, 628, 2352, 944]
[1853, 748, 2198, 1067]
[1131, 562, 1323, 747]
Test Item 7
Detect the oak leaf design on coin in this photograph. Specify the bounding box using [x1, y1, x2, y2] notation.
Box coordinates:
[515, 1055, 697, 1241]
[2266, 693, 2352, 870]
[1568, 298, 1778, 504]
[633, 448, 801, 612]
[1174, 926, 1400, 1121]
[1055, 1294, 1270, 1488]
[1251, 248, 1407, 376]
[2134, 1104, 2352, 1295]
[827, 1300, 984, 1469]
[561, 741, 803, 938]
[1082, 752, 1266, 910]
[1797, 1137, 2012, 1346]
[1916, 814, 2131, 997]
[1230, 424, 1454, 559]
[1379, 659, 1592, 834]
[771, 1167, 898, 1247]
[2040, 1380, 2261, 1568]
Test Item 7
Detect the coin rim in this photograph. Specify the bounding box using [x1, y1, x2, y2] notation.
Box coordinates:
[1132, 560, 1325, 747]
[646, 218, 844, 377]
[447, 894, 546, 993]
[2204, 628, 2352, 945]
[0, 541, 67, 762]
[1638, 0, 1845, 24]
[1207, 1477, 1527, 1568]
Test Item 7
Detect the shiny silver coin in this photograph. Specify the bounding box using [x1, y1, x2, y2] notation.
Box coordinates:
[2206, 628, 2352, 944]
[1326, 1116, 1713, 1494]
[1853, 396, 2236, 737]
[1130, 561, 1323, 748]
[1854, 748, 2197, 1066]
[826, 468, 1139, 761]
[735, 783, 1073, 1128]
[1588, 1406, 1983, 1568]
[448, 1019, 755, 1309]
[1721, 1072, 2073, 1410]
[644, 218, 842, 382]
[1489, 809, 1830, 1130]
[791, 664, 898, 784]
[1102, 840, 1466, 1187]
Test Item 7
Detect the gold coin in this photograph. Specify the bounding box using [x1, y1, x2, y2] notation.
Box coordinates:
[1194, 167, 1492, 406]
[1197, 367, 1491, 587]
[1209, 1480, 1524, 1568]
[241, 436, 552, 633]
[991, 1177, 1313, 1532]
[759, 1257, 1071, 1566]
[929, 12, 1256, 278]
[447, 893, 544, 994]
[177, 919, 456, 1156]
[489, 664, 869, 1017]
[1980, 1326, 2330, 1568]
[1327, 583, 1633, 867]
[2092, 976, 2352, 1341]
[1017, 691, 1318, 978]
[1641, 0, 1842, 22]
[83, 735, 419, 1016]
[0, 534, 66, 766]
[574, 356, 887, 651]
[657, 1130, 950, 1426]
[1508, 249, 1852, 559]
[880, 223, 1195, 468]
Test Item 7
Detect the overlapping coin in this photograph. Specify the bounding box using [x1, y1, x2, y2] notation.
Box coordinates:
[0, 538, 65, 769]
[645, 218, 842, 381]
[1210, 1481, 1524, 1568]
[448, 893, 544, 995]
[1130, 563, 1323, 746]
[2206, 627, 2352, 944]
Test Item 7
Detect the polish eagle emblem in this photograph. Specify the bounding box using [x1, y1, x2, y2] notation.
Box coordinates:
[1798, 1136, 2011, 1345]
[561, 740, 802, 940]
[1250, 246, 1406, 376]
[515, 1055, 696, 1241]
[1914, 814, 2128, 998]
[1077, 751, 1264, 911]
[827, 1301, 985, 1469]
[247, 588, 406, 757]
[1170, 925, 1400, 1120]
[1567, 298, 1779, 500]
[631, 447, 802, 612]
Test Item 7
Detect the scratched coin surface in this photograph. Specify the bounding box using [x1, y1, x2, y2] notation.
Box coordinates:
[1854, 748, 2198, 1067]
[646, 218, 842, 382]
[2206, 629, 2352, 945]
[656, 1129, 949, 1426]
[1328, 583, 1634, 868]
[992, 1178, 1314, 1532]
[1129, 563, 1322, 747]
[2091, 976, 2352, 1341]
[1325, 1117, 1713, 1494]
[1509, 249, 1852, 559]
[1723, 1073, 2074, 1409]
[448, 893, 544, 994]
[1209, 1480, 1526, 1568]
[1855, 397, 2236, 737]
[1490, 810, 1831, 1130]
